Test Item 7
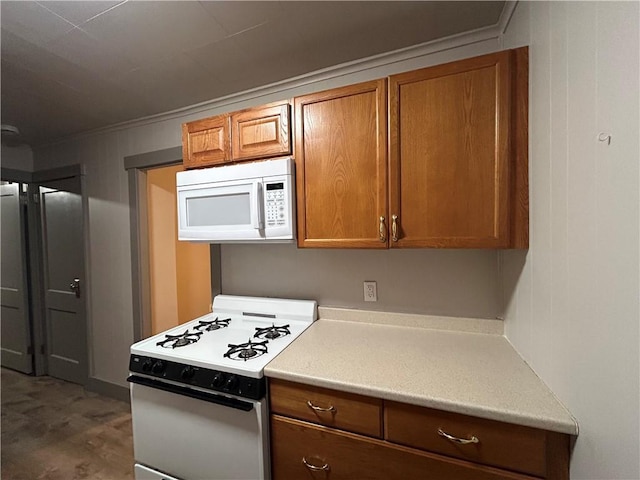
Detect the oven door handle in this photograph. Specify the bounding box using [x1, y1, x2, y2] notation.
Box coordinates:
[127, 375, 254, 412]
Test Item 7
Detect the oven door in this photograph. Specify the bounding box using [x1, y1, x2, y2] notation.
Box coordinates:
[129, 379, 269, 480]
[177, 178, 265, 242]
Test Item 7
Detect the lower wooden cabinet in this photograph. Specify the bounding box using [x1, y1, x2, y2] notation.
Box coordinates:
[269, 378, 382, 437]
[271, 415, 538, 480]
[385, 401, 550, 477]
[269, 380, 571, 480]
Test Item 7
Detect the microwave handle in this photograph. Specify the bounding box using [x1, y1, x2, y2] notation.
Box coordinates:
[252, 181, 264, 230]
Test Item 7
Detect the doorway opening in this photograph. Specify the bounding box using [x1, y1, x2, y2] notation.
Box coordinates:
[146, 164, 211, 334]
[125, 146, 220, 342]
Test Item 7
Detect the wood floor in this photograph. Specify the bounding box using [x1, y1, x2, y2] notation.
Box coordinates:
[1, 367, 134, 480]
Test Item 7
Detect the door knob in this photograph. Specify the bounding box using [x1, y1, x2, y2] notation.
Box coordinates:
[69, 278, 81, 298]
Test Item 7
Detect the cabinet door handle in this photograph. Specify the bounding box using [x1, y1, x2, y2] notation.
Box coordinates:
[391, 214, 399, 242]
[379, 216, 387, 242]
[302, 457, 330, 472]
[307, 400, 336, 413]
[437, 428, 479, 445]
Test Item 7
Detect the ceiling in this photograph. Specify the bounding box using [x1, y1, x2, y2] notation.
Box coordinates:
[1, 1, 506, 147]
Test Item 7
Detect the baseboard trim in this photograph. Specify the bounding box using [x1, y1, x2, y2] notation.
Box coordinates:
[86, 377, 130, 404]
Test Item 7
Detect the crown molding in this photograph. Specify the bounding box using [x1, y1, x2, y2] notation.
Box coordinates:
[498, 1, 519, 35]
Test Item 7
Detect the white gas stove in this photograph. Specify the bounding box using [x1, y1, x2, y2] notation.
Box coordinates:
[128, 294, 317, 480]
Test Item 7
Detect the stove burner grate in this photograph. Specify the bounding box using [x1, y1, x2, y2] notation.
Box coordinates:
[156, 330, 202, 349]
[254, 323, 291, 340]
[224, 339, 268, 361]
[194, 317, 231, 332]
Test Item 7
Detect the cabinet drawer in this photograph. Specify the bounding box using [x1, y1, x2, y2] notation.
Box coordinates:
[269, 379, 382, 437]
[271, 415, 538, 480]
[384, 401, 547, 477]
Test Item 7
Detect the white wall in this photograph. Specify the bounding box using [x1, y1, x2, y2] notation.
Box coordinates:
[501, 2, 640, 478]
[33, 36, 504, 388]
[1, 144, 34, 172]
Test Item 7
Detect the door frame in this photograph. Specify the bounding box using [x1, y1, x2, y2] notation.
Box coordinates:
[0, 165, 88, 379]
[124, 147, 221, 343]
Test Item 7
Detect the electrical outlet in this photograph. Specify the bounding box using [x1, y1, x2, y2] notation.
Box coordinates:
[363, 281, 377, 302]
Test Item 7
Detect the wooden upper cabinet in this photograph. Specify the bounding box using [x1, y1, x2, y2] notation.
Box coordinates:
[294, 80, 388, 248]
[389, 48, 528, 248]
[231, 102, 291, 161]
[182, 100, 292, 169]
[182, 115, 231, 169]
[293, 47, 528, 250]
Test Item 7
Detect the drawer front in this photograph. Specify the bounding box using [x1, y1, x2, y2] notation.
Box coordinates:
[269, 379, 382, 437]
[384, 401, 547, 477]
[271, 415, 538, 480]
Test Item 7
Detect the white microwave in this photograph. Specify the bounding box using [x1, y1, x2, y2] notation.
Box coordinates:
[176, 157, 295, 243]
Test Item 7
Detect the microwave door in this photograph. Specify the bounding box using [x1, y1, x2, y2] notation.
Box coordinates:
[178, 179, 265, 241]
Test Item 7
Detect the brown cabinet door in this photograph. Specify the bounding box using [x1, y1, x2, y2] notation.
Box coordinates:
[271, 415, 538, 480]
[231, 101, 291, 161]
[182, 115, 230, 169]
[389, 50, 514, 248]
[294, 80, 388, 248]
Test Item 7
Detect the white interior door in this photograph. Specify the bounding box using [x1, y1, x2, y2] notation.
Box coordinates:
[39, 176, 87, 384]
[0, 182, 33, 373]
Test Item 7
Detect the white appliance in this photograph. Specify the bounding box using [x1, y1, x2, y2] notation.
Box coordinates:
[176, 157, 295, 243]
[128, 294, 317, 480]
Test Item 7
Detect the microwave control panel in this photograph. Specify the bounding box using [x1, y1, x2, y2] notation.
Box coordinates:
[265, 182, 287, 227]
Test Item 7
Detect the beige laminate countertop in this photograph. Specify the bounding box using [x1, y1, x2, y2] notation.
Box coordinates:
[264, 317, 578, 435]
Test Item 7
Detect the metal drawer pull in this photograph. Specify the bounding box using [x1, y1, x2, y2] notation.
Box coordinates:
[379, 216, 387, 242]
[302, 457, 330, 472]
[437, 428, 479, 445]
[306, 400, 336, 413]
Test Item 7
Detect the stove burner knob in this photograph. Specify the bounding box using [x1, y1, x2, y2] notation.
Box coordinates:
[181, 366, 195, 380]
[225, 375, 238, 391]
[211, 372, 225, 388]
[152, 360, 165, 374]
[142, 359, 153, 372]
